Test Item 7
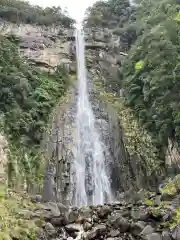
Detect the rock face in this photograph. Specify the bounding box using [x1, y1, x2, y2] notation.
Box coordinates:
[0, 134, 8, 186]
[33, 200, 180, 240]
[0, 20, 75, 73]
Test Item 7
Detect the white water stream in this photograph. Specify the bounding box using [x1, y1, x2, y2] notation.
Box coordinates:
[71, 28, 112, 207]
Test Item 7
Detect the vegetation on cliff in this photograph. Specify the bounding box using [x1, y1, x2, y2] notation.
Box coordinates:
[85, 0, 180, 168]
[0, 35, 70, 189]
[0, 0, 75, 27]
[121, 0, 180, 162]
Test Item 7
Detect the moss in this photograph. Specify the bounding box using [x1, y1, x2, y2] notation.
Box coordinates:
[171, 206, 180, 228]
[161, 174, 180, 196]
[0, 190, 42, 240]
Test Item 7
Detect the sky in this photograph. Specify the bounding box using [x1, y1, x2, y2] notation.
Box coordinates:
[28, 0, 98, 22]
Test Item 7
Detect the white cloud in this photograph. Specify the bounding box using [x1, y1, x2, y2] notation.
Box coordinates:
[28, 0, 98, 22]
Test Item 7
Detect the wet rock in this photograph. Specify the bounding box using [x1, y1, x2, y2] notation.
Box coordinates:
[98, 205, 112, 218]
[147, 233, 162, 240]
[83, 221, 92, 231]
[68, 210, 79, 223]
[108, 213, 130, 232]
[57, 202, 68, 213]
[65, 223, 80, 233]
[130, 222, 145, 236]
[86, 228, 98, 239]
[131, 209, 149, 221]
[108, 213, 122, 226]
[109, 229, 120, 237]
[92, 214, 99, 222]
[45, 222, 56, 236]
[96, 224, 107, 234]
[80, 207, 92, 218]
[141, 225, 155, 236]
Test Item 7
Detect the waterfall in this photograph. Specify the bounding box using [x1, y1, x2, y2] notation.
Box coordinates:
[71, 28, 112, 207]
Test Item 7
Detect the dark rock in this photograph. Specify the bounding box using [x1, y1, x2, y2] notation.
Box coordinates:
[121, 210, 130, 218]
[98, 205, 112, 218]
[83, 222, 92, 231]
[65, 223, 80, 233]
[31, 194, 42, 203]
[108, 213, 130, 231]
[130, 222, 145, 236]
[86, 228, 98, 239]
[131, 209, 149, 221]
[45, 222, 56, 236]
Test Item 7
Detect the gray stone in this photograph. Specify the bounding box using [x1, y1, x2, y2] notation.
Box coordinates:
[98, 205, 112, 218]
[118, 218, 130, 232]
[147, 233, 162, 240]
[96, 224, 107, 234]
[172, 221, 180, 240]
[86, 228, 98, 239]
[141, 225, 155, 236]
[137, 189, 146, 202]
[108, 214, 130, 232]
[83, 221, 92, 231]
[68, 210, 79, 223]
[65, 223, 80, 233]
[162, 231, 171, 240]
[40, 202, 60, 217]
[80, 207, 92, 218]
[45, 222, 56, 236]
[153, 195, 161, 206]
[130, 222, 145, 236]
[109, 229, 120, 237]
[57, 202, 68, 213]
[108, 213, 122, 226]
[131, 209, 149, 221]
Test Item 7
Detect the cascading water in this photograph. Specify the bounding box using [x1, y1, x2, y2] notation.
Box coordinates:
[71, 27, 112, 207]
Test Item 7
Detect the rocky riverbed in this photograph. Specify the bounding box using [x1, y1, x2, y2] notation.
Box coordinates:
[30, 192, 180, 240]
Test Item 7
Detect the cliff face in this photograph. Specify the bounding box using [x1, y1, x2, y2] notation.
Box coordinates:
[0, 20, 75, 73]
[0, 18, 76, 192]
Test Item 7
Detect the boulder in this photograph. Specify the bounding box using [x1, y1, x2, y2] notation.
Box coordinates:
[45, 222, 56, 236]
[141, 225, 155, 236]
[98, 205, 112, 218]
[147, 233, 162, 240]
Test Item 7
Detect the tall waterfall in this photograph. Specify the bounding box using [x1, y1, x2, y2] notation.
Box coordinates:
[71, 28, 112, 207]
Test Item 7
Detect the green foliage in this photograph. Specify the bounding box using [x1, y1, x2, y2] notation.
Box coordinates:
[120, 0, 180, 162]
[84, 0, 131, 29]
[0, 190, 41, 240]
[161, 174, 180, 196]
[0, 36, 70, 188]
[94, 78, 161, 176]
[0, 0, 75, 27]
